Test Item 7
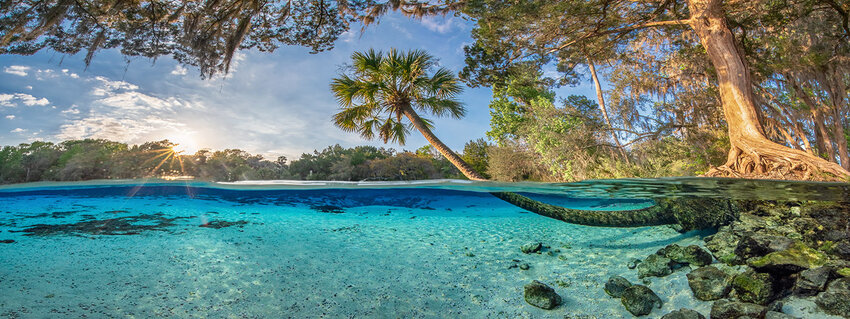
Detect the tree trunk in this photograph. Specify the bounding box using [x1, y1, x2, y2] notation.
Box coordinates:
[832, 107, 850, 170]
[401, 105, 487, 181]
[812, 106, 836, 162]
[490, 192, 739, 230]
[588, 58, 629, 163]
[687, 0, 850, 180]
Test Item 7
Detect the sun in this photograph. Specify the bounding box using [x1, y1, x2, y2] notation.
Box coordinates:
[169, 134, 200, 154]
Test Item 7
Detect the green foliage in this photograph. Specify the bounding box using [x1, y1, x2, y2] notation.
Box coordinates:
[0, 139, 476, 184]
[485, 142, 552, 182]
[0, 1, 451, 78]
[330, 48, 465, 145]
[461, 138, 490, 179]
[481, 67, 728, 182]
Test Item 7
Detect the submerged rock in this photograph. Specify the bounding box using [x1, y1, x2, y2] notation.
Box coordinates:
[764, 311, 796, 319]
[793, 267, 830, 296]
[815, 277, 850, 317]
[749, 241, 827, 273]
[660, 244, 713, 267]
[705, 229, 741, 265]
[621, 285, 662, 316]
[735, 233, 794, 260]
[199, 220, 249, 229]
[732, 270, 775, 305]
[710, 299, 767, 319]
[521, 242, 543, 254]
[604, 276, 632, 298]
[628, 258, 641, 269]
[661, 308, 706, 319]
[0, 239, 14, 244]
[687, 266, 732, 301]
[523, 280, 561, 310]
[638, 254, 675, 278]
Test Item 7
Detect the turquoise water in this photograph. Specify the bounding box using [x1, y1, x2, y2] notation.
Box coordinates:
[0, 178, 846, 318]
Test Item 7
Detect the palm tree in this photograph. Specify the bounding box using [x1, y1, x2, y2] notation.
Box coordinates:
[330, 48, 486, 181]
[330, 49, 733, 231]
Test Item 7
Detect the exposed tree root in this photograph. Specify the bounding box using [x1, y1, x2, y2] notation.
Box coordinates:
[705, 139, 850, 182]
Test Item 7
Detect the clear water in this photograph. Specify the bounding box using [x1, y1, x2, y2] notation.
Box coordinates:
[0, 178, 846, 318]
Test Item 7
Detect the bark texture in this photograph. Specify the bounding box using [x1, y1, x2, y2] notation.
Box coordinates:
[687, 0, 850, 181]
[402, 105, 487, 181]
[490, 192, 739, 230]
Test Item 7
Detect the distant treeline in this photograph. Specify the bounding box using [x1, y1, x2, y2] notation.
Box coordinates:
[0, 139, 491, 184]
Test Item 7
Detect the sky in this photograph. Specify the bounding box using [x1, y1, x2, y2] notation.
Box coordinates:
[0, 13, 596, 160]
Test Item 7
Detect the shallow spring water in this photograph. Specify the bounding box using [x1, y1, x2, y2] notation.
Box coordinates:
[0, 178, 847, 318]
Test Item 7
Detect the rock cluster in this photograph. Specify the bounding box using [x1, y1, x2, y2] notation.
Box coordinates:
[637, 244, 714, 278]
[628, 201, 849, 318]
[698, 202, 850, 318]
[602, 276, 663, 316]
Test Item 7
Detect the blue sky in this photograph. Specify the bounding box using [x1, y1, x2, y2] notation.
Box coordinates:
[0, 13, 596, 159]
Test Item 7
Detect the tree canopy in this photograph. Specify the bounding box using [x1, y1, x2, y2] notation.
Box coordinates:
[0, 0, 456, 77]
[460, 0, 850, 180]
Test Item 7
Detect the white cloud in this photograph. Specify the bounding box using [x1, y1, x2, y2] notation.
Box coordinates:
[4, 65, 30, 76]
[98, 91, 185, 111]
[25, 85, 33, 90]
[61, 105, 80, 114]
[340, 30, 358, 43]
[57, 76, 197, 145]
[0, 93, 49, 107]
[171, 65, 188, 76]
[61, 69, 80, 78]
[57, 116, 186, 142]
[391, 23, 414, 39]
[5, 115, 14, 119]
[35, 69, 57, 80]
[0, 94, 13, 106]
[420, 17, 458, 34]
[90, 76, 139, 96]
[19, 94, 49, 106]
[10, 128, 26, 133]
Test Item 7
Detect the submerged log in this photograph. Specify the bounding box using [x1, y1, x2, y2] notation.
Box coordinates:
[491, 192, 741, 230]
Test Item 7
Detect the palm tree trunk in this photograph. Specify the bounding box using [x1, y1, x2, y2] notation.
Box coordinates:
[401, 103, 733, 230]
[401, 105, 487, 181]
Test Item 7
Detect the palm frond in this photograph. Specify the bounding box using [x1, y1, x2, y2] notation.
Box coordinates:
[416, 98, 465, 119]
[330, 48, 465, 146]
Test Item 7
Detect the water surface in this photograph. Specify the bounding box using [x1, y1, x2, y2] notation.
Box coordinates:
[0, 178, 846, 318]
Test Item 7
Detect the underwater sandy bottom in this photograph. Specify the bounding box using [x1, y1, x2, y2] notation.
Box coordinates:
[0, 190, 715, 318]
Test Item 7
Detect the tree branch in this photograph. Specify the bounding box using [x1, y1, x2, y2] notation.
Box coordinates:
[546, 18, 692, 54]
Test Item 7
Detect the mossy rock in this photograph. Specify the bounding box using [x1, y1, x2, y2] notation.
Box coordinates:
[621, 285, 662, 316]
[523, 280, 561, 310]
[687, 266, 732, 301]
[638, 254, 675, 278]
[731, 270, 774, 305]
[749, 241, 827, 273]
[838, 267, 850, 277]
[659, 197, 740, 231]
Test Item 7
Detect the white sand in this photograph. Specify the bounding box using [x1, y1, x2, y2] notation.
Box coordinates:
[1, 190, 718, 318]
